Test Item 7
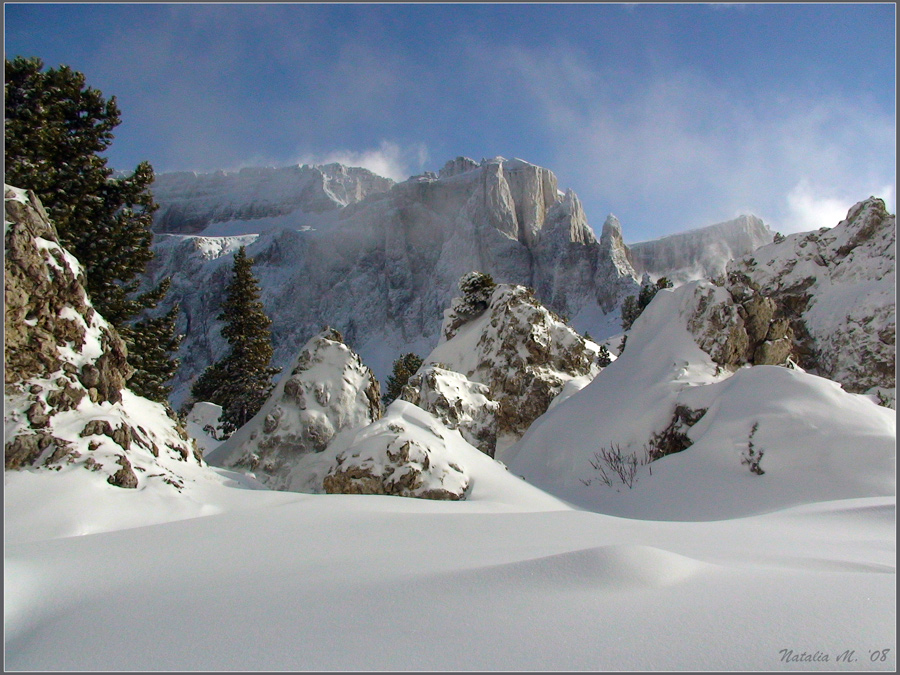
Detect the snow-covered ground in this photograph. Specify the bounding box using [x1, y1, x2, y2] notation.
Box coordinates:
[5, 465, 894, 670]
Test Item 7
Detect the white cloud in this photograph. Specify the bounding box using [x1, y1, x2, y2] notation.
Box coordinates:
[783, 180, 855, 233]
[295, 140, 429, 182]
[488, 43, 896, 239]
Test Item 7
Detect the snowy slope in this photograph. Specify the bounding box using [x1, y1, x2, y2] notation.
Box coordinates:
[5, 474, 894, 670]
[503, 281, 895, 519]
[630, 214, 773, 285]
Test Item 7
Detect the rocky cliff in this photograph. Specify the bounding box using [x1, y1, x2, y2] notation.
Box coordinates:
[145, 156, 640, 406]
[152, 163, 395, 235]
[4, 186, 200, 489]
[727, 197, 895, 398]
[630, 215, 773, 285]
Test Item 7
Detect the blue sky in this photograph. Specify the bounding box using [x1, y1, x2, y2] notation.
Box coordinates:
[5, 3, 896, 241]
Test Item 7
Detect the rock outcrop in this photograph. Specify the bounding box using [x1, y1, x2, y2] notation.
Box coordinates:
[399, 364, 500, 455]
[681, 279, 796, 370]
[323, 401, 470, 500]
[4, 186, 200, 488]
[205, 328, 382, 490]
[144, 156, 641, 407]
[422, 275, 602, 455]
[728, 197, 895, 396]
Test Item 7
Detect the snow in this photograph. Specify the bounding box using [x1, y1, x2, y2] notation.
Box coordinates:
[4, 181, 895, 670]
[186, 401, 223, 454]
[5, 465, 895, 670]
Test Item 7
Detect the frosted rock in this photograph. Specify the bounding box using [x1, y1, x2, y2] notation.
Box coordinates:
[323, 401, 470, 500]
[728, 197, 895, 394]
[4, 185, 200, 489]
[426, 280, 602, 455]
[400, 364, 499, 455]
[205, 328, 382, 490]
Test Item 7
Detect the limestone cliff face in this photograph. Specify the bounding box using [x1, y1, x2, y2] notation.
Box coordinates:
[4, 186, 199, 488]
[630, 215, 773, 285]
[728, 197, 895, 396]
[152, 163, 395, 234]
[145, 157, 641, 407]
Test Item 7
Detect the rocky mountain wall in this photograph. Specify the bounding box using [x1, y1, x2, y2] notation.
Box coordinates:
[146, 157, 641, 406]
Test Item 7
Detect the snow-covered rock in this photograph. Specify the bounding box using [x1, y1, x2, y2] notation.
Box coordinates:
[399, 364, 500, 455]
[630, 214, 773, 285]
[323, 400, 471, 500]
[4, 185, 201, 490]
[144, 156, 641, 407]
[503, 281, 895, 519]
[424, 277, 602, 455]
[728, 197, 895, 396]
[205, 328, 382, 490]
[152, 163, 395, 235]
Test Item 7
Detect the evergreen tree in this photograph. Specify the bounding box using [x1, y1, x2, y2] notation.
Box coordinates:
[122, 293, 183, 402]
[5, 56, 179, 400]
[596, 344, 613, 368]
[191, 246, 280, 436]
[383, 353, 424, 405]
[457, 271, 496, 316]
[621, 276, 673, 331]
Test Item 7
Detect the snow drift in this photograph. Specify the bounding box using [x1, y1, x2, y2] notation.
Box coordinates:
[504, 279, 895, 519]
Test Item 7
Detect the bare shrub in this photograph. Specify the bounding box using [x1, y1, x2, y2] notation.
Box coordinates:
[741, 422, 765, 475]
[589, 444, 640, 489]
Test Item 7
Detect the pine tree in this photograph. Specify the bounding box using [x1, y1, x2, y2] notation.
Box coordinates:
[383, 353, 424, 405]
[621, 276, 673, 331]
[5, 56, 179, 400]
[191, 246, 280, 436]
[122, 297, 183, 402]
[596, 344, 613, 368]
[457, 271, 496, 316]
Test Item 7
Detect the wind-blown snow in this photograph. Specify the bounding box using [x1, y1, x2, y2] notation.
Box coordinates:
[629, 214, 773, 285]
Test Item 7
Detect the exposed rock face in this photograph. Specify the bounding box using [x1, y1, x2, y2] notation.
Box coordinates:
[205, 328, 382, 490]
[425, 279, 602, 455]
[4, 186, 200, 488]
[152, 163, 395, 234]
[728, 197, 895, 395]
[630, 215, 773, 285]
[144, 156, 640, 407]
[323, 401, 470, 500]
[681, 279, 796, 370]
[399, 364, 500, 455]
